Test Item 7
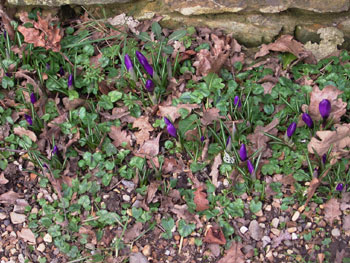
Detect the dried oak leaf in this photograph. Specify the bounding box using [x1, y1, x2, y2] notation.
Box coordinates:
[18, 228, 36, 244]
[218, 242, 244, 263]
[0, 190, 22, 204]
[137, 132, 161, 157]
[108, 126, 132, 149]
[171, 204, 203, 228]
[324, 198, 341, 225]
[209, 154, 222, 187]
[307, 123, 350, 157]
[124, 222, 143, 243]
[146, 181, 161, 204]
[204, 226, 226, 245]
[194, 186, 209, 211]
[255, 35, 316, 64]
[157, 104, 200, 122]
[272, 230, 291, 248]
[14, 127, 37, 142]
[201, 107, 221, 126]
[132, 116, 154, 145]
[62, 98, 86, 111]
[247, 118, 279, 158]
[303, 85, 346, 123]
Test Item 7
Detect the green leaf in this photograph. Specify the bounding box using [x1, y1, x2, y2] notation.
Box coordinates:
[130, 156, 145, 171]
[161, 217, 175, 232]
[151, 22, 162, 39]
[204, 73, 225, 93]
[108, 90, 123, 102]
[190, 162, 206, 173]
[178, 114, 198, 138]
[137, 32, 151, 42]
[168, 29, 187, 42]
[249, 199, 262, 214]
[178, 219, 195, 237]
[225, 199, 244, 217]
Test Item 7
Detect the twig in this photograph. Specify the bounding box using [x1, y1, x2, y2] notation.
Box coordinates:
[0, 147, 27, 153]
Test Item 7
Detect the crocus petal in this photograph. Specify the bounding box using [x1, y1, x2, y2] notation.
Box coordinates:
[287, 122, 297, 138]
[30, 92, 37, 104]
[136, 51, 153, 77]
[59, 66, 65, 77]
[145, 79, 154, 92]
[302, 113, 313, 128]
[164, 117, 172, 126]
[200, 136, 205, 142]
[52, 145, 58, 155]
[164, 117, 177, 137]
[25, 114, 33, 126]
[322, 154, 327, 165]
[319, 99, 331, 119]
[247, 160, 254, 175]
[68, 74, 74, 87]
[239, 144, 248, 161]
[336, 183, 344, 191]
[234, 96, 242, 108]
[124, 54, 133, 71]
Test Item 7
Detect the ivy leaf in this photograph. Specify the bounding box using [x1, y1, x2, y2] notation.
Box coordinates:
[249, 199, 262, 214]
[178, 219, 195, 237]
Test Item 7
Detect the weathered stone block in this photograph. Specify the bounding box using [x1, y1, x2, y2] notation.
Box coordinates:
[7, 0, 133, 6]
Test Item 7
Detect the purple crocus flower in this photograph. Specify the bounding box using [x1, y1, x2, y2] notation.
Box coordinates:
[145, 79, 154, 92]
[226, 136, 231, 149]
[200, 136, 205, 142]
[234, 96, 242, 108]
[319, 99, 331, 119]
[239, 144, 248, 161]
[136, 51, 153, 77]
[24, 114, 33, 126]
[3, 30, 7, 38]
[124, 54, 133, 71]
[68, 74, 74, 87]
[322, 154, 327, 165]
[30, 92, 37, 104]
[287, 122, 296, 138]
[336, 183, 344, 191]
[52, 145, 58, 155]
[247, 160, 254, 175]
[164, 117, 177, 138]
[59, 66, 65, 77]
[302, 113, 313, 128]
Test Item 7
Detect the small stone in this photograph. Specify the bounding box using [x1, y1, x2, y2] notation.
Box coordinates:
[255, 210, 263, 217]
[287, 249, 293, 254]
[265, 205, 272, 212]
[0, 213, 6, 220]
[165, 250, 170, 256]
[270, 228, 280, 236]
[142, 244, 151, 257]
[37, 243, 45, 252]
[31, 207, 38, 214]
[292, 211, 300, 222]
[249, 220, 263, 241]
[122, 195, 131, 202]
[292, 233, 298, 240]
[331, 228, 341, 237]
[10, 212, 26, 224]
[305, 222, 312, 229]
[262, 236, 271, 247]
[43, 233, 52, 243]
[10, 248, 17, 254]
[223, 179, 229, 187]
[240, 226, 248, 234]
[131, 245, 139, 253]
[37, 192, 43, 199]
[287, 227, 297, 233]
[18, 254, 25, 263]
[271, 218, 279, 228]
[10, 231, 17, 238]
[130, 252, 148, 263]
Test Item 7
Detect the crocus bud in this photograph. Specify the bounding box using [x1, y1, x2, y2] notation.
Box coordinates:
[287, 122, 296, 138]
[52, 145, 58, 155]
[336, 183, 344, 191]
[164, 117, 177, 138]
[225, 136, 231, 151]
[68, 74, 74, 87]
[247, 160, 254, 175]
[319, 99, 331, 119]
[136, 51, 153, 77]
[200, 136, 205, 142]
[124, 54, 133, 71]
[322, 154, 327, 165]
[145, 79, 154, 92]
[59, 66, 65, 77]
[239, 144, 248, 161]
[25, 114, 33, 126]
[302, 113, 313, 128]
[234, 96, 242, 108]
[3, 30, 7, 38]
[30, 92, 37, 104]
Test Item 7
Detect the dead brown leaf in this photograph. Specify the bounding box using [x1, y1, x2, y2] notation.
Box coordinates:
[0, 190, 22, 204]
[209, 154, 222, 187]
[194, 186, 209, 211]
[304, 85, 347, 123]
[201, 107, 221, 126]
[343, 215, 350, 231]
[137, 132, 161, 157]
[218, 242, 244, 263]
[79, 226, 97, 245]
[13, 127, 37, 142]
[18, 228, 36, 244]
[108, 126, 132, 149]
[304, 168, 331, 206]
[133, 116, 154, 145]
[62, 98, 86, 111]
[48, 113, 67, 128]
[100, 107, 130, 121]
[335, 249, 346, 263]
[324, 198, 341, 225]
[157, 104, 200, 122]
[0, 173, 9, 185]
[272, 230, 291, 248]
[124, 222, 143, 243]
[163, 157, 184, 174]
[146, 181, 160, 204]
[204, 226, 226, 245]
[247, 118, 279, 158]
[307, 123, 350, 157]
[171, 204, 203, 228]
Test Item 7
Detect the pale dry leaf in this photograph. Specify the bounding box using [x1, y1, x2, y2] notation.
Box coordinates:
[209, 154, 222, 187]
[0, 190, 21, 204]
[133, 116, 154, 145]
[194, 186, 209, 212]
[157, 104, 200, 122]
[137, 132, 161, 157]
[79, 226, 97, 245]
[163, 157, 184, 174]
[146, 181, 160, 204]
[171, 204, 203, 228]
[324, 198, 341, 225]
[218, 242, 244, 263]
[204, 226, 226, 245]
[305, 85, 346, 123]
[124, 222, 143, 243]
[48, 113, 67, 128]
[14, 127, 37, 142]
[100, 107, 130, 120]
[335, 249, 346, 263]
[201, 107, 221, 126]
[18, 228, 36, 244]
[249, 220, 262, 241]
[0, 173, 9, 185]
[108, 126, 132, 149]
[307, 123, 350, 157]
[343, 215, 350, 231]
[208, 244, 221, 257]
[272, 230, 291, 248]
[107, 13, 140, 34]
[62, 98, 86, 111]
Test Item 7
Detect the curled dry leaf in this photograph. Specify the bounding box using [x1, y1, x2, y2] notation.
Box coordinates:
[132, 116, 154, 145]
[247, 118, 279, 158]
[0, 190, 22, 204]
[324, 198, 341, 225]
[204, 226, 226, 245]
[218, 242, 245, 263]
[201, 107, 221, 126]
[124, 222, 143, 243]
[14, 127, 37, 142]
[108, 126, 132, 149]
[272, 230, 291, 248]
[137, 132, 161, 157]
[209, 154, 222, 188]
[304, 85, 346, 123]
[62, 98, 86, 111]
[146, 181, 161, 204]
[194, 186, 210, 211]
[307, 123, 350, 157]
[157, 104, 200, 122]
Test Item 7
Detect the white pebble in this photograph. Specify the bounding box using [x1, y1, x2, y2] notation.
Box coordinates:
[240, 226, 248, 234]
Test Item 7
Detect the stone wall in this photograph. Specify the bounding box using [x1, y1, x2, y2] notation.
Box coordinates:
[6, 0, 350, 48]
